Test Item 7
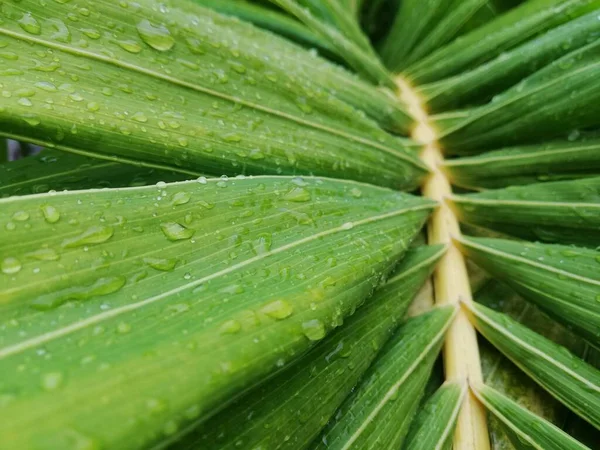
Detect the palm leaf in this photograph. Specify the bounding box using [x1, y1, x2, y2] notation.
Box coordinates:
[403, 381, 466, 450]
[170, 245, 445, 449]
[0, 176, 433, 449]
[0, 0, 424, 187]
[0, 149, 189, 197]
[458, 236, 600, 347]
[406, 0, 600, 84]
[450, 178, 600, 248]
[314, 305, 457, 449]
[464, 301, 600, 429]
[444, 138, 600, 189]
[473, 384, 591, 450]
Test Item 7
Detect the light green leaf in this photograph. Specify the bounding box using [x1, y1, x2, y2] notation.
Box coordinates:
[473, 384, 591, 450]
[421, 10, 600, 111]
[191, 0, 336, 55]
[169, 245, 446, 449]
[450, 177, 600, 248]
[435, 38, 600, 154]
[380, 0, 522, 73]
[476, 279, 584, 449]
[0, 176, 434, 449]
[444, 138, 600, 189]
[403, 381, 466, 450]
[265, 0, 396, 88]
[0, 0, 425, 188]
[313, 305, 457, 450]
[458, 237, 600, 347]
[406, 0, 600, 84]
[464, 301, 600, 429]
[0, 149, 190, 198]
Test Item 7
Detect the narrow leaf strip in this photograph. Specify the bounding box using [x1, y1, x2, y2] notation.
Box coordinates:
[396, 77, 490, 450]
[406, 0, 600, 84]
[169, 245, 446, 449]
[458, 237, 600, 347]
[436, 38, 600, 154]
[0, 0, 424, 188]
[265, 0, 395, 88]
[473, 384, 592, 450]
[450, 177, 600, 248]
[421, 10, 600, 111]
[0, 176, 433, 449]
[444, 138, 600, 189]
[404, 381, 467, 450]
[191, 0, 335, 55]
[0, 149, 190, 197]
[464, 301, 600, 429]
[313, 305, 458, 450]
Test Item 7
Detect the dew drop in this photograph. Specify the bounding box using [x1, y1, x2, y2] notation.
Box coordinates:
[220, 319, 241, 334]
[41, 205, 60, 223]
[26, 248, 60, 261]
[18, 13, 42, 35]
[12, 211, 30, 221]
[61, 226, 114, 248]
[144, 256, 178, 271]
[41, 372, 64, 391]
[160, 222, 195, 241]
[283, 187, 311, 202]
[260, 300, 293, 320]
[30, 276, 126, 310]
[1, 257, 22, 275]
[136, 19, 175, 51]
[302, 319, 326, 341]
[171, 191, 191, 206]
[116, 39, 143, 54]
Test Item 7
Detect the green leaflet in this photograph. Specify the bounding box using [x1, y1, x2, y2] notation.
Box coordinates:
[0, 149, 190, 197]
[450, 178, 600, 248]
[380, 0, 522, 73]
[169, 245, 446, 450]
[464, 301, 600, 429]
[458, 237, 600, 348]
[476, 280, 584, 449]
[0, 0, 425, 189]
[406, 0, 600, 84]
[189, 0, 415, 135]
[473, 384, 591, 450]
[0, 176, 434, 449]
[444, 138, 600, 189]
[421, 10, 600, 111]
[313, 305, 457, 450]
[293, 0, 375, 56]
[265, 0, 396, 88]
[435, 38, 600, 154]
[403, 381, 466, 450]
[191, 0, 336, 55]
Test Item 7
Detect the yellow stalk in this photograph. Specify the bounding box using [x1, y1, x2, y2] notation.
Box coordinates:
[395, 77, 490, 450]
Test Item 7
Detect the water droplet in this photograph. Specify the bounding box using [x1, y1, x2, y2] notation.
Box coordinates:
[160, 222, 195, 241]
[117, 322, 131, 334]
[116, 39, 142, 54]
[41, 372, 64, 391]
[12, 211, 30, 221]
[30, 276, 126, 310]
[260, 300, 293, 320]
[302, 319, 326, 341]
[131, 111, 148, 123]
[136, 19, 175, 51]
[220, 319, 241, 334]
[350, 188, 362, 198]
[47, 18, 71, 43]
[26, 248, 60, 261]
[196, 176, 207, 184]
[18, 13, 42, 35]
[146, 398, 167, 414]
[252, 233, 272, 255]
[61, 226, 114, 248]
[1, 257, 22, 275]
[144, 257, 177, 271]
[171, 192, 191, 206]
[283, 187, 311, 202]
[41, 205, 60, 223]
